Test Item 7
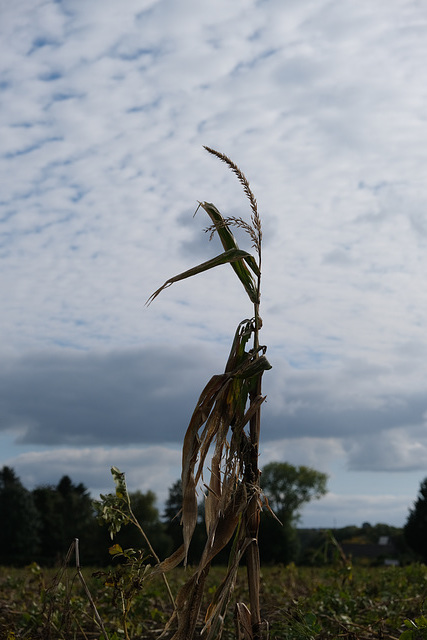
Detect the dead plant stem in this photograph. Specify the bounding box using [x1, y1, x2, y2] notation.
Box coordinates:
[245, 263, 265, 639]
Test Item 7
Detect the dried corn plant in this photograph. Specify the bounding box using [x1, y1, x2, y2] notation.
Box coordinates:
[148, 147, 271, 640]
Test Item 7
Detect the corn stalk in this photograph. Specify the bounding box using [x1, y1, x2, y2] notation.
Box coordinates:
[148, 147, 271, 640]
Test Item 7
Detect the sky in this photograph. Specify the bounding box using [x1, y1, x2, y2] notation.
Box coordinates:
[1, 0, 427, 530]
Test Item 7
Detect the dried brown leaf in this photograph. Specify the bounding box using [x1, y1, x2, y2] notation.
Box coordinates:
[235, 602, 253, 640]
[152, 544, 186, 574]
[169, 565, 210, 640]
[203, 535, 253, 640]
[198, 483, 247, 575]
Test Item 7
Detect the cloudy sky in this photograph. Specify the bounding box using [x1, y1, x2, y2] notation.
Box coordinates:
[2, 0, 427, 529]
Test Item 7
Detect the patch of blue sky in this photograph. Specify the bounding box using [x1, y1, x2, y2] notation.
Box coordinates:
[4, 136, 64, 160]
[248, 28, 263, 42]
[27, 36, 61, 55]
[25, 222, 61, 237]
[10, 122, 38, 129]
[256, 47, 280, 62]
[4, 142, 43, 160]
[49, 91, 84, 103]
[231, 48, 280, 76]
[69, 191, 86, 204]
[135, 6, 159, 25]
[111, 47, 154, 61]
[6, 186, 50, 205]
[38, 70, 63, 82]
[0, 433, 48, 463]
[288, 349, 340, 371]
[48, 336, 82, 350]
[358, 180, 392, 194]
[2, 212, 76, 243]
[46, 323, 96, 351]
[51, 0, 74, 15]
[7, 170, 74, 203]
[40, 158, 74, 179]
[127, 99, 161, 114]
[0, 232, 14, 250]
[0, 209, 17, 224]
[328, 461, 423, 502]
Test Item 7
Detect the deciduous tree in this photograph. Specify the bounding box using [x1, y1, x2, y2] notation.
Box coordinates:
[259, 462, 327, 564]
[260, 462, 328, 523]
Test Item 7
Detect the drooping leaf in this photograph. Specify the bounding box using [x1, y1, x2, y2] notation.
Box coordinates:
[203, 532, 253, 640]
[180, 373, 231, 564]
[146, 248, 256, 305]
[197, 483, 247, 575]
[178, 320, 271, 567]
[152, 544, 186, 574]
[168, 566, 211, 640]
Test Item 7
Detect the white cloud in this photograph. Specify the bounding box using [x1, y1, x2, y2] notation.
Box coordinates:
[6, 445, 182, 506]
[346, 425, 427, 472]
[301, 492, 413, 529]
[260, 437, 344, 474]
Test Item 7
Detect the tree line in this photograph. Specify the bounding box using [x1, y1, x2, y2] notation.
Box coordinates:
[0, 462, 327, 567]
[2, 462, 427, 567]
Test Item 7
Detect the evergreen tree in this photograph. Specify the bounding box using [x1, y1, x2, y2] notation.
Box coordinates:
[0, 466, 40, 565]
[33, 475, 97, 564]
[404, 477, 427, 562]
[32, 483, 64, 562]
[163, 479, 184, 551]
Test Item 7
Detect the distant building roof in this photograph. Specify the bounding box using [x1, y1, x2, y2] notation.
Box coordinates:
[342, 540, 397, 559]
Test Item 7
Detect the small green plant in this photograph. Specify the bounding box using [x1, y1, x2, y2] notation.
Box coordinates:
[94, 544, 152, 640]
[400, 616, 427, 639]
[279, 609, 323, 640]
[94, 466, 175, 609]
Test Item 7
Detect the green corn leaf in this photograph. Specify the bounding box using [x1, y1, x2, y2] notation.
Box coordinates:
[199, 202, 260, 302]
[146, 248, 256, 305]
[199, 202, 239, 247]
[199, 202, 260, 275]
